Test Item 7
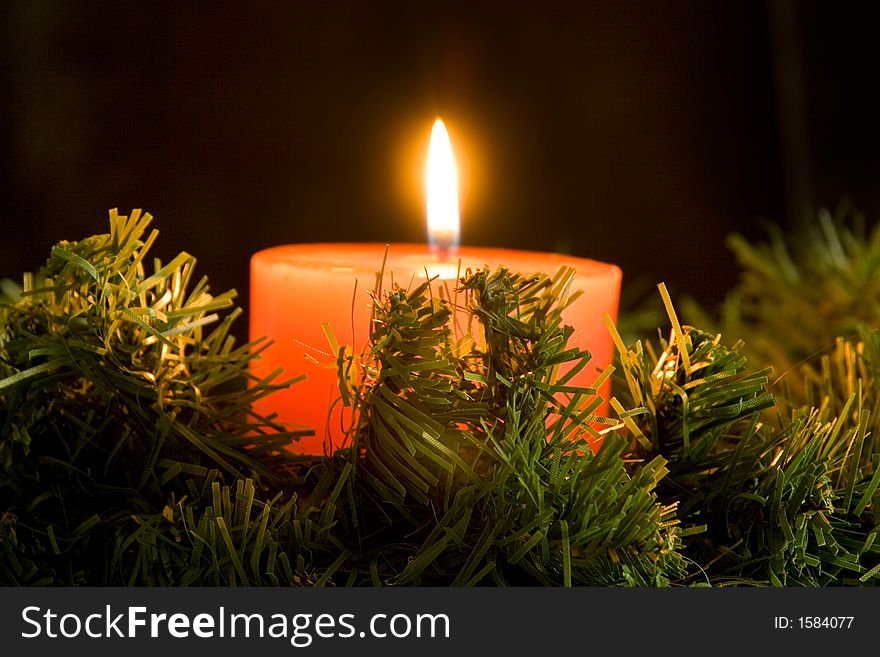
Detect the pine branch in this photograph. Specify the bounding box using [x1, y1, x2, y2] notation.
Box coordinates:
[609, 281, 880, 586]
[682, 202, 880, 407]
[0, 209, 309, 584]
[328, 265, 682, 586]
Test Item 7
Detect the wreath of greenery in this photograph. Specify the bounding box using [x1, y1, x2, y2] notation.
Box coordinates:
[2, 207, 878, 586]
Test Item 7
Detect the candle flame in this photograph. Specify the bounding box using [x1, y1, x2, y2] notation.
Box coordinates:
[426, 118, 460, 257]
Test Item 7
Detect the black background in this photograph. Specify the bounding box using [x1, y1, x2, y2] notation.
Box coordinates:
[2, 0, 879, 340]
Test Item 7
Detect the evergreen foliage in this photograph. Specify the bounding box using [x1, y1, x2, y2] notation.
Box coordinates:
[683, 202, 880, 408]
[609, 289, 880, 585]
[1, 207, 879, 586]
[0, 210, 308, 584]
[330, 266, 683, 585]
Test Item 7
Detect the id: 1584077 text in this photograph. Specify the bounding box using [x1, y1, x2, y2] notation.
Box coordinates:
[773, 616, 854, 630]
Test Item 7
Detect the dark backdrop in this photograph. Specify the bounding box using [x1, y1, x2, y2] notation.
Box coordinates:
[2, 0, 879, 340]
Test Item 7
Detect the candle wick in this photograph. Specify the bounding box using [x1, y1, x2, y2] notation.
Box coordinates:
[430, 237, 458, 263]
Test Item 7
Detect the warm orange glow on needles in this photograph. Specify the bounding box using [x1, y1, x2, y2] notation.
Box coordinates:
[426, 119, 460, 259]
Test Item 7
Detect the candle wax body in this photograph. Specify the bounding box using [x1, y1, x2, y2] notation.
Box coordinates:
[250, 244, 621, 454]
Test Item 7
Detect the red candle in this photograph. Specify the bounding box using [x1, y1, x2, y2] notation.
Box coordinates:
[249, 121, 622, 454]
